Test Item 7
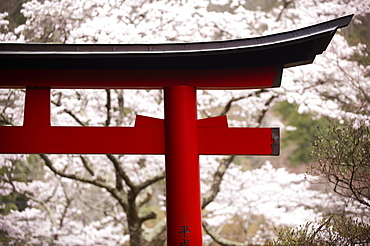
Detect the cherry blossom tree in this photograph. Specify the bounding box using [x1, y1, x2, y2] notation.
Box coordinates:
[1, 0, 370, 245]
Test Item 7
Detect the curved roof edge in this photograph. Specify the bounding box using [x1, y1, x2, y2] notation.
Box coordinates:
[0, 14, 353, 70]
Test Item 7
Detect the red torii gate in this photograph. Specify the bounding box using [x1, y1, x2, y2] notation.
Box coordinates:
[0, 15, 352, 245]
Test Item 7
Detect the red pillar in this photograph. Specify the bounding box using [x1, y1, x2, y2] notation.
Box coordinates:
[24, 87, 51, 128]
[164, 85, 202, 245]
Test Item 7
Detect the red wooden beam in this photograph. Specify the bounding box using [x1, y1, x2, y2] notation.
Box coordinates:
[24, 86, 51, 127]
[0, 126, 163, 154]
[0, 67, 281, 89]
[0, 124, 279, 155]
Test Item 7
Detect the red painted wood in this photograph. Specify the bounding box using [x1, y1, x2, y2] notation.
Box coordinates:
[0, 125, 277, 155]
[164, 86, 202, 246]
[24, 87, 51, 127]
[0, 67, 279, 89]
[135, 114, 228, 127]
[0, 126, 164, 154]
[198, 127, 276, 155]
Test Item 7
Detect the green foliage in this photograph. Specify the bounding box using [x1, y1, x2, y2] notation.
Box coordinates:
[0, 0, 27, 31]
[0, 192, 28, 215]
[0, 155, 44, 215]
[274, 101, 328, 165]
[344, 14, 370, 45]
[1, 155, 45, 183]
[343, 13, 370, 69]
[272, 215, 370, 246]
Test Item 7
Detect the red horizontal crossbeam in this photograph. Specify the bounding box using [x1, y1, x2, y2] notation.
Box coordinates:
[0, 88, 279, 155]
[0, 67, 281, 89]
[0, 115, 279, 155]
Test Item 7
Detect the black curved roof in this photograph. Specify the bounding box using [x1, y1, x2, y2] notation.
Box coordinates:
[0, 14, 352, 70]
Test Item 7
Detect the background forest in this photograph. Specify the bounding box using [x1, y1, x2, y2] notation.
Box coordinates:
[0, 0, 369, 245]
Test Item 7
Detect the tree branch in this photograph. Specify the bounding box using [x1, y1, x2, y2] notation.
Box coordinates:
[106, 154, 137, 191]
[63, 108, 88, 126]
[276, 0, 294, 22]
[58, 181, 73, 229]
[115, 89, 124, 126]
[310, 215, 333, 241]
[202, 156, 235, 209]
[139, 211, 157, 223]
[51, 92, 88, 126]
[256, 95, 278, 126]
[218, 89, 269, 116]
[137, 171, 165, 191]
[6, 168, 58, 230]
[203, 221, 246, 246]
[219, 97, 245, 116]
[39, 153, 130, 212]
[0, 113, 15, 126]
[105, 89, 111, 126]
[39, 154, 114, 191]
[79, 155, 95, 177]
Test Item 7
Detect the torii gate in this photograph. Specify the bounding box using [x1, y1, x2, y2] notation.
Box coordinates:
[0, 15, 352, 245]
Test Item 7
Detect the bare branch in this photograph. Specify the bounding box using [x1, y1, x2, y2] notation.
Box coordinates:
[219, 97, 245, 116]
[115, 89, 125, 126]
[137, 171, 165, 191]
[58, 181, 73, 229]
[0, 113, 15, 126]
[27, 194, 59, 230]
[218, 89, 269, 116]
[256, 95, 278, 126]
[6, 168, 58, 230]
[79, 155, 95, 177]
[63, 108, 88, 126]
[106, 154, 137, 191]
[40, 153, 131, 212]
[139, 211, 156, 223]
[202, 156, 235, 209]
[105, 89, 112, 126]
[276, 0, 294, 22]
[203, 221, 246, 246]
[310, 215, 333, 241]
[39, 154, 114, 191]
[51, 92, 88, 126]
[312, 120, 370, 208]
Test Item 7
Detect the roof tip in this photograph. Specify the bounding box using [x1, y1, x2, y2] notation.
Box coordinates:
[335, 14, 354, 28]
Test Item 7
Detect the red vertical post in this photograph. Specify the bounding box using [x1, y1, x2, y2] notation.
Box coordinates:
[24, 87, 51, 128]
[164, 85, 202, 245]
